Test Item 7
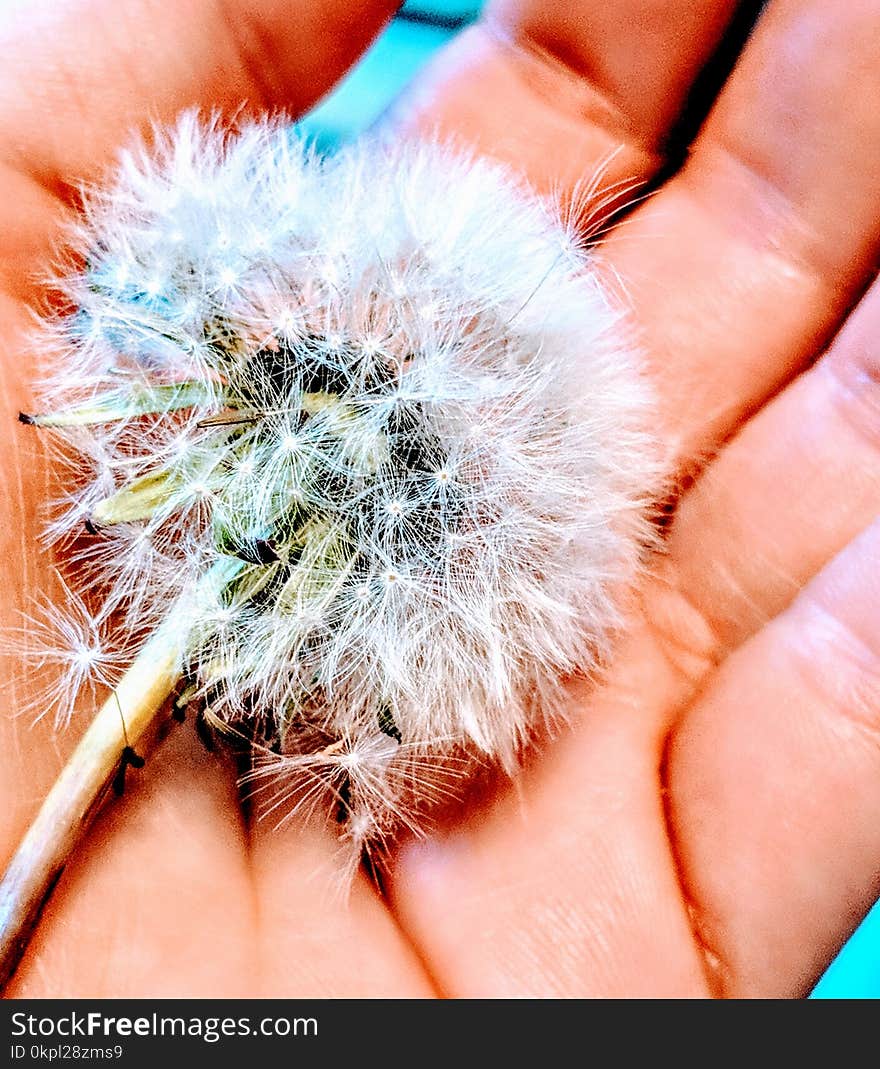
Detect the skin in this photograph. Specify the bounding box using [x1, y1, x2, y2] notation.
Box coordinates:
[0, 0, 878, 998]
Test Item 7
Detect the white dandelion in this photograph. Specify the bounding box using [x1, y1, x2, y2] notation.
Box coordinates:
[1, 114, 664, 981]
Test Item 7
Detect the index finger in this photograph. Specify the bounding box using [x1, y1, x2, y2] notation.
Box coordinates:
[0, 0, 397, 229]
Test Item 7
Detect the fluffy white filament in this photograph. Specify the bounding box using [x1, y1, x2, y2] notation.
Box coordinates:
[24, 114, 660, 854]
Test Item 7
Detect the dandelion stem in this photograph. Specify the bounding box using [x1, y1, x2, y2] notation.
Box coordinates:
[0, 558, 240, 990]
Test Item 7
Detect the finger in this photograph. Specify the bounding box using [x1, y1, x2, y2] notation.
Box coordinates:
[248, 802, 437, 996]
[0, 0, 397, 294]
[667, 518, 880, 997]
[5, 727, 257, 996]
[390, 627, 712, 997]
[388, 0, 748, 199]
[603, 0, 880, 460]
[0, 0, 398, 193]
[663, 269, 880, 655]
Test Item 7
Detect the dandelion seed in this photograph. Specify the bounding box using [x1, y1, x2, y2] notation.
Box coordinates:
[276, 308, 299, 335]
[7, 578, 125, 728]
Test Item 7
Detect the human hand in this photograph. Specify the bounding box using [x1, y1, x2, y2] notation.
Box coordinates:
[1, 0, 878, 998]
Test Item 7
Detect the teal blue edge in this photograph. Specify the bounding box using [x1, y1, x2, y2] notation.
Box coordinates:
[298, 2, 880, 1001]
[296, 4, 478, 152]
[812, 901, 880, 998]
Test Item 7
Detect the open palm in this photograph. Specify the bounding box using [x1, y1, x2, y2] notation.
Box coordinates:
[2, 0, 879, 998]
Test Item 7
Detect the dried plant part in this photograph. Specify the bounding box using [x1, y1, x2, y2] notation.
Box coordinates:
[1, 114, 663, 984]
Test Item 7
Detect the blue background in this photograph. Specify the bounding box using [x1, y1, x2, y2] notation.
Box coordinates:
[298, 2, 481, 151]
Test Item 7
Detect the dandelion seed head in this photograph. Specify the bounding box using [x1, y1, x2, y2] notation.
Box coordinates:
[24, 114, 665, 854]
